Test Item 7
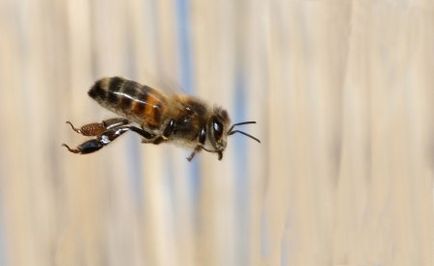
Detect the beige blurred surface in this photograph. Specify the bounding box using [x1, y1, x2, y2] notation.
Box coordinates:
[0, 0, 433, 265]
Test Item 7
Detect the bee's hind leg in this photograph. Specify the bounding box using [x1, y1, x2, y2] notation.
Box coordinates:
[65, 118, 129, 137]
[62, 126, 130, 154]
[63, 124, 158, 154]
[62, 140, 104, 154]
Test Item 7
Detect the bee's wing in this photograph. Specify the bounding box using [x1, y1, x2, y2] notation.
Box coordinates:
[139, 72, 187, 96]
[135, 79, 207, 130]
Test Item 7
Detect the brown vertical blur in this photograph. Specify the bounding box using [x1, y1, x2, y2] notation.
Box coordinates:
[0, 0, 432, 265]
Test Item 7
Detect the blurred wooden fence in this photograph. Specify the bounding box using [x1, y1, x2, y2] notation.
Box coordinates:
[0, 0, 433, 265]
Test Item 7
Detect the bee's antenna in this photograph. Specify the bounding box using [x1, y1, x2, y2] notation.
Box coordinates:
[228, 130, 261, 143]
[227, 121, 260, 143]
[227, 121, 257, 133]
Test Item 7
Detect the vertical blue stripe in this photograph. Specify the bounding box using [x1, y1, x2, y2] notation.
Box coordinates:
[126, 138, 144, 209]
[233, 70, 249, 264]
[175, 0, 200, 218]
[175, 0, 194, 94]
[233, 70, 248, 173]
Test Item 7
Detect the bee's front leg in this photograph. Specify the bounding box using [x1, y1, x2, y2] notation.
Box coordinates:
[187, 146, 202, 161]
[187, 147, 223, 161]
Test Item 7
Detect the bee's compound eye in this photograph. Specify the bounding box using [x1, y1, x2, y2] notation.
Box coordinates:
[212, 119, 223, 141]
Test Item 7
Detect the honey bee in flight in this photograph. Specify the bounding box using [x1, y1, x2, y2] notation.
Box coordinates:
[62, 77, 260, 161]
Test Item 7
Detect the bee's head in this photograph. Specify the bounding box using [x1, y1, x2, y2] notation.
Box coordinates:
[200, 107, 260, 160]
[205, 107, 231, 157]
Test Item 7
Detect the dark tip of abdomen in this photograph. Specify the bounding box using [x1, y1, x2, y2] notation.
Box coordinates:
[88, 80, 107, 100]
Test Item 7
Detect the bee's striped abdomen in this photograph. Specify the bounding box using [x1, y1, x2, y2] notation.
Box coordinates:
[88, 77, 167, 129]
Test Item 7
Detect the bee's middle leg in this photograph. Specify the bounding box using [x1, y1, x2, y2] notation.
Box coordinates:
[138, 120, 176, 145]
[139, 136, 166, 145]
[126, 126, 157, 140]
[140, 119, 175, 145]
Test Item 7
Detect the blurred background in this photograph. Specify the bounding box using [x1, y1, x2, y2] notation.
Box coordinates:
[0, 0, 433, 265]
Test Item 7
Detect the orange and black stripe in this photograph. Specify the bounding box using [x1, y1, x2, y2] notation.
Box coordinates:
[88, 77, 167, 128]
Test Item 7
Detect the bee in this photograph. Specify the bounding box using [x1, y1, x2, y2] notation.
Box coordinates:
[62, 76, 260, 161]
